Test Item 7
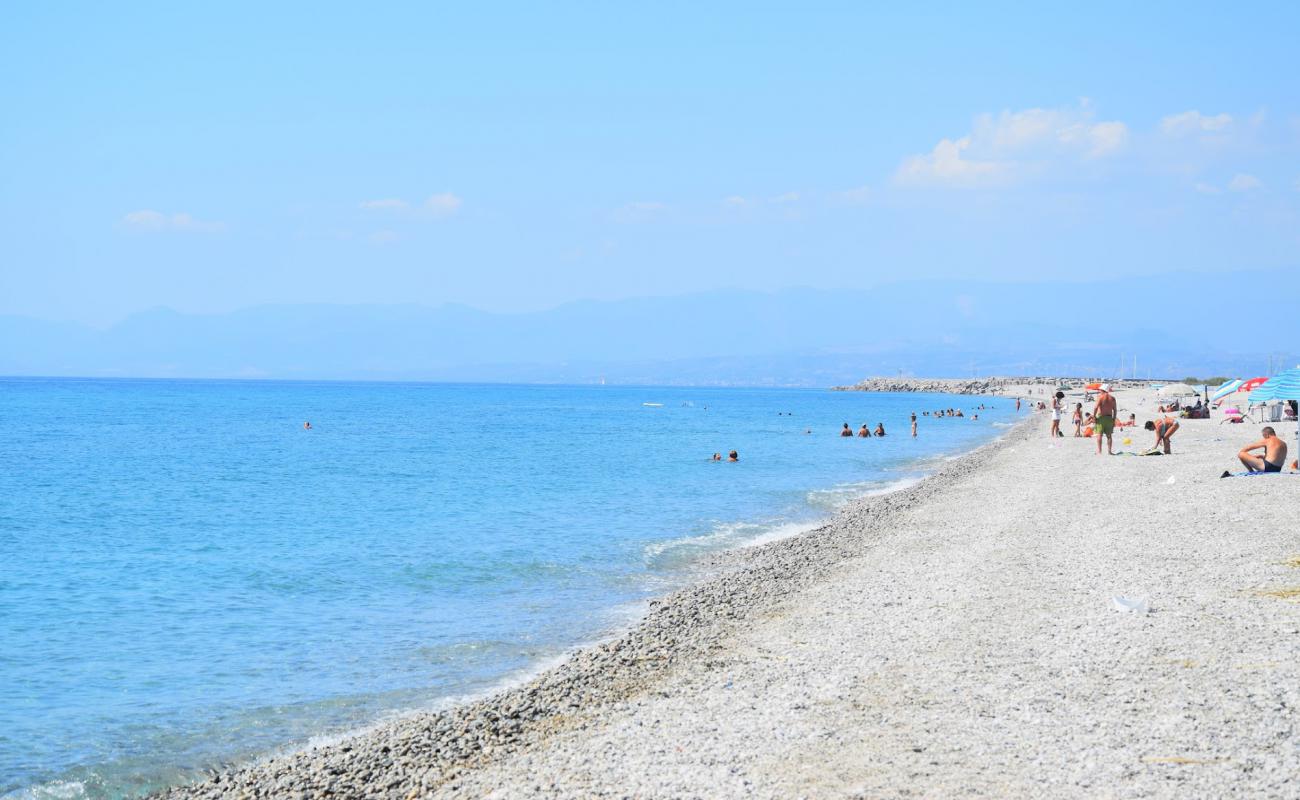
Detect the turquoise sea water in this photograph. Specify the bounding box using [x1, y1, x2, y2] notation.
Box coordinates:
[0, 379, 1020, 798]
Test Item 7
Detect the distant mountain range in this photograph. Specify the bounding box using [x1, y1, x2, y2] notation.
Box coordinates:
[3, 273, 1295, 385]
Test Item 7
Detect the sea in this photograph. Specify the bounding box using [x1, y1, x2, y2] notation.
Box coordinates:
[0, 378, 1021, 798]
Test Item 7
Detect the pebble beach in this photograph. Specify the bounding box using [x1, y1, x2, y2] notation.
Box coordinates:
[161, 385, 1300, 799]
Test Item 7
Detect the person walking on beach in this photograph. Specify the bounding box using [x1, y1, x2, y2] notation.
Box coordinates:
[1144, 414, 1179, 454]
[1049, 392, 1064, 438]
[1072, 403, 1084, 437]
[1237, 427, 1288, 473]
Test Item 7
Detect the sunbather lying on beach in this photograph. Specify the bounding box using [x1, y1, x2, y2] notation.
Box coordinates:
[1144, 415, 1179, 454]
[1238, 427, 1288, 473]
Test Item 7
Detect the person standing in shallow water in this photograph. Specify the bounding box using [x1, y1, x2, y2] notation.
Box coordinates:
[841, 423, 853, 437]
[727, 450, 739, 462]
[857, 424, 870, 438]
[911, 413, 917, 438]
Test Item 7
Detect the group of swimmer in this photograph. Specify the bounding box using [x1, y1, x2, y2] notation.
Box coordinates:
[710, 451, 740, 462]
[842, 422, 888, 438]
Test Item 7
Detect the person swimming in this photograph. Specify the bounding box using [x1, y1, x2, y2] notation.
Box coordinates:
[857, 424, 870, 437]
[874, 422, 886, 437]
[841, 423, 853, 437]
[711, 452, 722, 461]
[727, 450, 739, 462]
[303, 421, 312, 430]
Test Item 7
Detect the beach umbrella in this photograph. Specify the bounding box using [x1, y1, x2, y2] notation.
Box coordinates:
[1210, 379, 1242, 401]
[1158, 384, 1198, 397]
[1240, 376, 1269, 394]
[1248, 368, 1300, 404]
[1085, 382, 1103, 391]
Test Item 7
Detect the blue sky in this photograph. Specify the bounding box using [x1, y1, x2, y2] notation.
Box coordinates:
[2, 2, 1298, 325]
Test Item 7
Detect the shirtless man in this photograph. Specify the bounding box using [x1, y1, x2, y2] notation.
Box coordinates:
[857, 424, 870, 438]
[841, 423, 853, 437]
[1144, 414, 1179, 454]
[1238, 427, 1289, 473]
[1092, 384, 1118, 455]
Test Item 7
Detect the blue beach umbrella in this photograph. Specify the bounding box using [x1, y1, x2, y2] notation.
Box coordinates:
[1210, 379, 1242, 402]
[1247, 368, 1300, 404]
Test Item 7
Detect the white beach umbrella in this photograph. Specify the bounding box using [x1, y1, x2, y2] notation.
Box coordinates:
[1158, 384, 1199, 397]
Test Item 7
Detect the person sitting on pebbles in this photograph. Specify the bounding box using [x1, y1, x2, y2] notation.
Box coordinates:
[1237, 426, 1289, 473]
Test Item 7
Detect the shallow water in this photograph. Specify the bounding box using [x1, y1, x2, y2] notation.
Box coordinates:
[0, 379, 1018, 798]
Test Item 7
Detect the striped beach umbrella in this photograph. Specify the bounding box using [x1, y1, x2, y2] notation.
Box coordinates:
[1210, 379, 1242, 401]
[1248, 368, 1300, 404]
[1240, 376, 1270, 394]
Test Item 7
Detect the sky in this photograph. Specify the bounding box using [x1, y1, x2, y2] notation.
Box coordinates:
[2, 2, 1298, 326]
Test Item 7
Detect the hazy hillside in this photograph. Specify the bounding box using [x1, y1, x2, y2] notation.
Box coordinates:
[2, 273, 1294, 385]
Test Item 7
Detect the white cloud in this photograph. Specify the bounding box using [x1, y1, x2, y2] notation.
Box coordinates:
[1194, 182, 1222, 194]
[423, 192, 462, 216]
[359, 198, 409, 210]
[1228, 173, 1262, 192]
[358, 192, 462, 217]
[836, 185, 872, 204]
[895, 136, 1005, 187]
[894, 103, 1127, 187]
[1160, 110, 1233, 137]
[612, 201, 668, 222]
[122, 210, 224, 233]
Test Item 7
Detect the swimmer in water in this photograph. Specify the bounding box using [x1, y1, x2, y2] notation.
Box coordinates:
[303, 421, 312, 430]
[857, 424, 870, 438]
[711, 452, 722, 461]
[728, 450, 739, 462]
[841, 423, 853, 437]
[874, 422, 886, 437]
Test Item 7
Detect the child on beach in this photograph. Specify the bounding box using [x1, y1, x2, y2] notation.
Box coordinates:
[1072, 403, 1083, 437]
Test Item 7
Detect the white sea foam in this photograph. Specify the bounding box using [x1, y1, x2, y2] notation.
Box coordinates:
[4, 780, 86, 800]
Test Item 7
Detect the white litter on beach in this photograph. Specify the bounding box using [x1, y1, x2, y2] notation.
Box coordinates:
[1112, 595, 1151, 614]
